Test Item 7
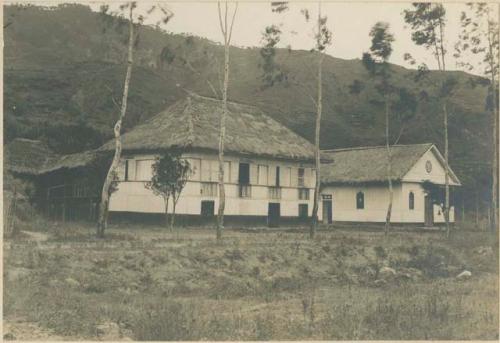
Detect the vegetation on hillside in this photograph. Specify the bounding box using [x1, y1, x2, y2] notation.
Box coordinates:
[3, 3, 495, 216]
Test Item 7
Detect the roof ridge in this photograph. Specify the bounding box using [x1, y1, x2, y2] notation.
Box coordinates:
[322, 143, 433, 153]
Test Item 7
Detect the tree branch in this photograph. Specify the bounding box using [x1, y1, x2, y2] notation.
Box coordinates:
[227, 2, 239, 44]
[217, 2, 226, 42]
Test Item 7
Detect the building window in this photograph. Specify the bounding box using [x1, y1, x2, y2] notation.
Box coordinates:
[201, 201, 215, 216]
[201, 182, 218, 197]
[275, 166, 280, 187]
[239, 163, 250, 185]
[258, 165, 268, 185]
[135, 159, 154, 181]
[224, 161, 231, 183]
[356, 191, 364, 209]
[124, 160, 129, 181]
[298, 168, 305, 187]
[409, 191, 415, 210]
[298, 188, 310, 200]
[283, 167, 291, 187]
[269, 186, 281, 199]
[299, 204, 308, 219]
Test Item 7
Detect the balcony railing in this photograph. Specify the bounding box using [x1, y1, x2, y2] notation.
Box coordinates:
[268, 186, 282, 199]
[298, 188, 310, 200]
[239, 184, 252, 198]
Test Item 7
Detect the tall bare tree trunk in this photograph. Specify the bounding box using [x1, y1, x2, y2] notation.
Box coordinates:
[216, 2, 237, 242]
[170, 200, 177, 231]
[217, 8, 229, 242]
[491, 82, 498, 235]
[310, 52, 323, 239]
[164, 196, 170, 230]
[443, 101, 450, 238]
[310, 3, 325, 239]
[97, 4, 134, 238]
[216, 38, 228, 241]
[384, 96, 393, 236]
[491, 6, 499, 251]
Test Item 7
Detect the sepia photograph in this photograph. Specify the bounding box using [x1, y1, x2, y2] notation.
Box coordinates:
[2, 0, 499, 340]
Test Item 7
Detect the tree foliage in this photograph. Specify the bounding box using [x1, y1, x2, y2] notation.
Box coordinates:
[259, 25, 288, 88]
[404, 3, 447, 70]
[146, 152, 192, 202]
[455, 3, 499, 78]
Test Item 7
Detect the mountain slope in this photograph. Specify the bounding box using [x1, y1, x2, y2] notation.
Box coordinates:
[4, 4, 494, 211]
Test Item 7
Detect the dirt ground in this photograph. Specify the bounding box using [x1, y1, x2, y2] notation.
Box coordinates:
[3, 222, 499, 340]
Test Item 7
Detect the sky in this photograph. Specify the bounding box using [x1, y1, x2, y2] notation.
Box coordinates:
[9, 1, 499, 75]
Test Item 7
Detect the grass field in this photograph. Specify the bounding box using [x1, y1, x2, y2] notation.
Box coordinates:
[3, 222, 499, 340]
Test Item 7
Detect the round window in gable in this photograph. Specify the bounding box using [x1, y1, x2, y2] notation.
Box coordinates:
[425, 160, 432, 173]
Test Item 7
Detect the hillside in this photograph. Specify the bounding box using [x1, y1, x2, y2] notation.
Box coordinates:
[3, 4, 494, 211]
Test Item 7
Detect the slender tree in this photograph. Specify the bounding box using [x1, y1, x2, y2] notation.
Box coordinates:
[96, 3, 172, 237]
[216, 1, 238, 241]
[455, 3, 499, 238]
[362, 22, 395, 236]
[404, 3, 454, 238]
[97, 2, 136, 238]
[261, 2, 332, 239]
[146, 153, 192, 231]
[310, 4, 333, 239]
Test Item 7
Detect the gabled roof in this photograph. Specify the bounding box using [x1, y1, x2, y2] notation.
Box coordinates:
[99, 94, 315, 161]
[5, 138, 99, 175]
[320, 143, 460, 185]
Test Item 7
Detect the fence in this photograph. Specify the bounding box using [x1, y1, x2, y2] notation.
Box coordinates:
[3, 188, 35, 237]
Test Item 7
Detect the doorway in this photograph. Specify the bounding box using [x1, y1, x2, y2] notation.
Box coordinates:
[424, 195, 434, 227]
[268, 203, 280, 227]
[322, 199, 332, 224]
[201, 200, 215, 217]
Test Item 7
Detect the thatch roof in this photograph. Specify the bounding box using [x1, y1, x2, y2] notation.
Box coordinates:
[4, 138, 56, 175]
[5, 138, 99, 175]
[321, 143, 461, 185]
[100, 94, 315, 161]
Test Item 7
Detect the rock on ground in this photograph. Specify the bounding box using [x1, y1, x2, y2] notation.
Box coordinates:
[456, 270, 472, 280]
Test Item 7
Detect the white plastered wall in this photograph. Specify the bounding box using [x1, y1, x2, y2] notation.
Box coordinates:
[109, 151, 315, 217]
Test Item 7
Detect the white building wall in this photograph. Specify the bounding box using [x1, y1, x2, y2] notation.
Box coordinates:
[320, 184, 401, 223]
[403, 148, 460, 186]
[109, 151, 315, 217]
[320, 182, 455, 224]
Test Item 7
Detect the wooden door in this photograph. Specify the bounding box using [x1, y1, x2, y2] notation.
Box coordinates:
[268, 203, 280, 228]
[322, 200, 332, 224]
[201, 201, 215, 217]
[425, 196, 434, 227]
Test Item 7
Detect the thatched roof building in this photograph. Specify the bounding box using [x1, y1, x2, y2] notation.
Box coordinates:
[99, 94, 315, 161]
[321, 143, 461, 185]
[5, 138, 99, 176]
